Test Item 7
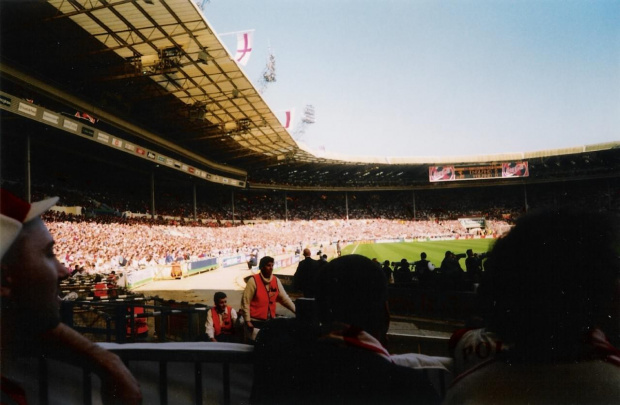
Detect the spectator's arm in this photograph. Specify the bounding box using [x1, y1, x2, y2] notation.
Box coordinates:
[293, 266, 303, 291]
[205, 309, 216, 342]
[40, 323, 142, 405]
[276, 278, 296, 314]
[240, 277, 257, 324]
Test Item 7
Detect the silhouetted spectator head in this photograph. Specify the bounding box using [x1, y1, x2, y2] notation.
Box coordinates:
[483, 207, 620, 361]
[303, 248, 311, 257]
[421, 252, 427, 259]
[317, 255, 389, 344]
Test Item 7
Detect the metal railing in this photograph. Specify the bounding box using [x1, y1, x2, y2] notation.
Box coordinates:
[25, 343, 254, 405]
[61, 297, 209, 343]
[22, 336, 451, 405]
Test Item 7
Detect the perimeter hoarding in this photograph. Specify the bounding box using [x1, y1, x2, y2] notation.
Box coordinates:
[429, 162, 529, 182]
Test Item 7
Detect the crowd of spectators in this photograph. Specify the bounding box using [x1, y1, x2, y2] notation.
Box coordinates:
[43, 211, 503, 274]
[1, 175, 616, 274]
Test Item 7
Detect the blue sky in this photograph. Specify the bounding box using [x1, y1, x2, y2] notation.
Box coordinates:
[201, 0, 619, 158]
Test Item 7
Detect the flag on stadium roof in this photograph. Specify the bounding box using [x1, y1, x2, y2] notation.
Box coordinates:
[235, 31, 254, 66]
[279, 109, 295, 129]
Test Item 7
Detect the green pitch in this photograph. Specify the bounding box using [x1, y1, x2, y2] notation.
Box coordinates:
[341, 239, 495, 269]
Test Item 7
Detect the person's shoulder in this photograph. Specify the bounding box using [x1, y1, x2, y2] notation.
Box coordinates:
[254, 322, 439, 404]
[255, 318, 312, 356]
[312, 341, 440, 404]
[245, 275, 258, 287]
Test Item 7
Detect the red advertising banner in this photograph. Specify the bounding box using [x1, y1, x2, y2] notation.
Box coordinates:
[429, 166, 456, 182]
[501, 162, 529, 178]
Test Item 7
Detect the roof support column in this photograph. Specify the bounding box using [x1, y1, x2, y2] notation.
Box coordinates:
[284, 191, 288, 222]
[25, 133, 31, 203]
[231, 190, 235, 225]
[345, 192, 349, 221]
[192, 184, 197, 221]
[150, 171, 156, 219]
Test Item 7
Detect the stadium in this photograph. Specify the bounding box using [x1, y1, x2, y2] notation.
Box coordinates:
[1, 1, 619, 404]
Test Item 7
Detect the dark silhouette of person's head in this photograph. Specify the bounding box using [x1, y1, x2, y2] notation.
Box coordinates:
[483, 207, 620, 362]
[317, 254, 389, 343]
[259, 256, 274, 269]
[421, 252, 427, 259]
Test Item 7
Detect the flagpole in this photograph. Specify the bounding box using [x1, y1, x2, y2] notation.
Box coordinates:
[217, 29, 255, 37]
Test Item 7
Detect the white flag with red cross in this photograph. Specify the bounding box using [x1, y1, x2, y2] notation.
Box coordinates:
[235, 31, 254, 66]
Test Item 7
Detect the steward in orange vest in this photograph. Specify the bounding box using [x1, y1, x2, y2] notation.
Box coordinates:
[250, 273, 279, 320]
[205, 292, 238, 342]
[240, 256, 296, 338]
[212, 306, 234, 335]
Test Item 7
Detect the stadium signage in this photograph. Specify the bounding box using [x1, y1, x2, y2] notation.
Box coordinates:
[221, 255, 244, 268]
[18, 102, 37, 116]
[0, 95, 11, 107]
[429, 162, 529, 182]
[43, 111, 59, 124]
[81, 127, 95, 137]
[63, 119, 78, 132]
[0, 89, 248, 189]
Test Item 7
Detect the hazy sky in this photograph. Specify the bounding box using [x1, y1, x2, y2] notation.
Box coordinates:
[202, 0, 619, 158]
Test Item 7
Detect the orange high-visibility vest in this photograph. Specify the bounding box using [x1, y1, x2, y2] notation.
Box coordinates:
[250, 273, 278, 320]
[212, 306, 234, 336]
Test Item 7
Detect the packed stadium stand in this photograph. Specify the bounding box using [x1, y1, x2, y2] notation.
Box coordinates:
[1, 1, 619, 404]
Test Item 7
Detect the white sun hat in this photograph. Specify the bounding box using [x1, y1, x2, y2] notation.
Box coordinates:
[1, 189, 59, 260]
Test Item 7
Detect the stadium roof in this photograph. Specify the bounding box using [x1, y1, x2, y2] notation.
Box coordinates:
[1, 0, 619, 190]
